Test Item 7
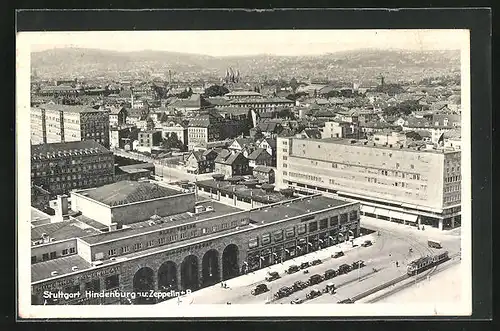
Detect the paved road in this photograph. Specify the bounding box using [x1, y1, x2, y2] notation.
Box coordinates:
[157, 216, 461, 306]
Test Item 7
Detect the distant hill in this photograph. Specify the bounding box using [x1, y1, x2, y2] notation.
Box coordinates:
[31, 47, 461, 83]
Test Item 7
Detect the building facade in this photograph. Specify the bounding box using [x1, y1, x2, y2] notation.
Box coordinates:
[276, 137, 461, 230]
[30, 104, 110, 148]
[31, 193, 360, 305]
[31, 140, 115, 197]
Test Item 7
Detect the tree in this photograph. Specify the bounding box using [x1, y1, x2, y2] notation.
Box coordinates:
[290, 77, 299, 93]
[253, 129, 264, 141]
[177, 87, 193, 99]
[277, 108, 296, 120]
[382, 100, 420, 117]
[204, 84, 230, 97]
[161, 132, 185, 151]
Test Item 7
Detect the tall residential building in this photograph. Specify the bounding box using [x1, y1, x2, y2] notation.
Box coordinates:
[30, 104, 110, 148]
[31, 140, 115, 197]
[276, 137, 461, 230]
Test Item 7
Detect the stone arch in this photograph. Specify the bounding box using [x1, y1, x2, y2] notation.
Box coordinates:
[222, 244, 239, 281]
[181, 254, 199, 290]
[133, 266, 155, 304]
[157, 261, 178, 293]
[201, 249, 220, 287]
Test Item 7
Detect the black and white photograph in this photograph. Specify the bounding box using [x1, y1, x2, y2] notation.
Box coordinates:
[17, 26, 473, 318]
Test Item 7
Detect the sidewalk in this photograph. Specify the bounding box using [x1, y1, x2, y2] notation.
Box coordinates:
[225, 234, 375, 288]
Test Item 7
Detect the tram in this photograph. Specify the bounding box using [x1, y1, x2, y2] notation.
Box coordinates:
[407, 251, 449, 276]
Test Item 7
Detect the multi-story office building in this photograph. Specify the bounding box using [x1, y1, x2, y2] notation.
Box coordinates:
[31, 140, 115, 197]
[30, 104, 110, 148]
[276, 137, 461, 230]
[30, 183, 359, 305]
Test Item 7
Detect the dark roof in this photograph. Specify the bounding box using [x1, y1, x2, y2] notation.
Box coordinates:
[31, 140, 111, 159]
[215, 151, 247, 165]
[77, 181, 182, 207]
[38, 104, 103, 113]
[232, 138, 254, 148]
[253, 166, 274, 173]
[32, 254, 92, 282]
[302, 128, 322, 139]
[263, 137, 277, 148]
[247, 148, 271, 160]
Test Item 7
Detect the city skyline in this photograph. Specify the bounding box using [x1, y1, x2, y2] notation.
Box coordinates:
[27, 29, 468, 57]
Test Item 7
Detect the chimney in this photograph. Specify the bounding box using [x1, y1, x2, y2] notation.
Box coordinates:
[109, 222, 117, 232]
[56, 195, 69, 218]
[42, 233, 50, 244]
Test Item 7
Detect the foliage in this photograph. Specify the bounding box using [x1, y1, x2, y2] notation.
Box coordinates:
[177, 87, 193, 99]
[382, 100, 421, 117]
[276, 108, 296, 120]
[161, 132, 185, 151]
[146, 117, 155, 130]
[374, 83, 405, 96]
[204, 84, 230, 97]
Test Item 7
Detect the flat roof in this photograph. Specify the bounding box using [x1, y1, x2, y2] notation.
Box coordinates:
[79, 201, 243, 245]
[31, 219, 102, 241]
[197, 180, 289, 204]
[32, 255, 92, 283]
[290, 137, 458, 154]
[76, 181, 182, 207]
[31, 208, 51, 222]
[74, 215, 110, 231]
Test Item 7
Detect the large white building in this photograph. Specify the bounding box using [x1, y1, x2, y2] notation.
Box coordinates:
[276, 137, 461, 230]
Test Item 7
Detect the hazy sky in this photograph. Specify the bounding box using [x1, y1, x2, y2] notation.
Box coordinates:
[24, 29, 468, 56]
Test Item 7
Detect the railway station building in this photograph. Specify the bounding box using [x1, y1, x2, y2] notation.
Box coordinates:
[30, 180, 360, 305]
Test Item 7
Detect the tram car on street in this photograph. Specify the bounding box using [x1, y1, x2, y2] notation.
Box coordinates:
[407, 251, 449, 276]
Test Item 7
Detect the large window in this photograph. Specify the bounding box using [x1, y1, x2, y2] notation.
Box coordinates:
[285, 227, 295, 238]
[274, 230, 284, 242]
[261, 233, 271, 245]
[308, 221, 318, 233]
[297, 224, 306, 235]
[349, 210, 358, 222]
[330, 215, 339, 227]
[85, 279, 100, 292]
[248, 237, 259, 249]
[339, 213, 348, 224]
[105, 275, 119, 290]
[319, 218, 328, 229]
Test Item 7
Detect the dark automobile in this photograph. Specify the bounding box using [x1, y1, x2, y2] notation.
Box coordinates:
[290, 297, 305, 304]
[300, 262, 310, 269]
[265, 271, 280, 282]
[286, 265, 300, 274]
[324, 268, 338, 280]
[337, 298, 354, 304]
[311, 259, 322, 266]
[351, 260, 365, 269]
[306, 289, 322, 300]
[251, 284, 269, 295]
[332, 251, 344, 258]
[338, 263, 352, 274]
[274, 286, 293, 299]
[308, 274, 324, 285]
[361, 240, 373, 247]
[292, 280, 307, 291]
[323, 283, 336, 294]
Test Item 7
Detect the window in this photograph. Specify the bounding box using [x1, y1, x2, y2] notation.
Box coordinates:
[308, 221, 318, 233]
[69, 247, 76, 254]
[133, 243, 143, 250]
[108, 249, 117, 257]
[31, 256, 37, 264]
[50, 252, 57, 259]
[105, 274, 119, 290]
[319, 218, 328, 229]
[121, 246, 130, 254]
[349, 210, 358, 222]
[248, 237, 259, 249]
[339, 213, 348, 224]
[212, 225, 219, 232]
[273, 230, 284, 241]
[62, 249, 69, 256]
[285, 227, 295, 238]
[297, 224, 306, 234]
[330, 215, 339, 227]
[261, 233, 271, 245]
[85, 279, 100, 292]
[146, 240, 155, 248]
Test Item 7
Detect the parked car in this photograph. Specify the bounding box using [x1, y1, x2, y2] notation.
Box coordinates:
[311, 259, 322, 266]
[361, 240, 373, 247]
[306, 289, 322, 300]
[251, 284, 269, 296]
[274, 286, 293, 299]
[324, 268, 338, 280]
[308, 274, 324, 285]
[332, 251, 344, 258]
[351, 260, 365, 269]
[265, 271, 280, 282]
[338, 263, 352, 274]
[292, 280, 307, 291]
[323, 283, 336, 294]
[300, 262, 310, 269]
[290, 297, 305, 304]
[337, 298, 354, 304]
[286, 265, 300, 274]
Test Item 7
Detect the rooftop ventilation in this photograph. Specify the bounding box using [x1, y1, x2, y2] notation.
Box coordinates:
[71, 266, 79, 271]
[50, 271, 59, 276]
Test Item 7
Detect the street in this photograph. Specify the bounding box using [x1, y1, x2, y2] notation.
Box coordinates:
[157, 216, 461, 306]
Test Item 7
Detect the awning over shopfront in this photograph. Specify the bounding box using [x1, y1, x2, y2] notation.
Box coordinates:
[361, 205, 376, 214]
[388, 210, 418, 223]
[373, 208, 391, 218]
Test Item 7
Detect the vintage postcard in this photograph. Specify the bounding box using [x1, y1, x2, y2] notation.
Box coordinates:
[17, 28, 471, 318]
